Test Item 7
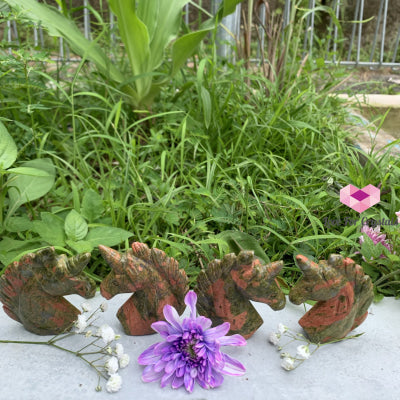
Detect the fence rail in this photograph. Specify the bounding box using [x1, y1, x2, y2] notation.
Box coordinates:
[1, 0, 399, 67]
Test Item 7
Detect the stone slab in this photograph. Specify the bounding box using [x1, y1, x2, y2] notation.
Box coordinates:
[0, 292, 399, 400]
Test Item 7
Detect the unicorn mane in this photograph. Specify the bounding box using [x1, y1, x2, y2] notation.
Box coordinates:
[131, 242, 188, 307]
[0, 256, 36, 322]
[196, 254, 236, 294]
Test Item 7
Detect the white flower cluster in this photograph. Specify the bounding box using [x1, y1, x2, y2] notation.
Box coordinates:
[71, 301, 129, 393]
[269, 322, 364, 371]
[268, 323, 312, 371]
[103, 343, 130, 392]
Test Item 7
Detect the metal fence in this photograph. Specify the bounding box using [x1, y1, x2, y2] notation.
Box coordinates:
[1, 0, 399, 67]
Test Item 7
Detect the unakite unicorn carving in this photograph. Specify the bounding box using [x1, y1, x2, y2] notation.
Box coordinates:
[195, 251, 286, 339]
[0, 247, 96, 335]
[289, 254, 374, 343]
[99, 242, 189, 335]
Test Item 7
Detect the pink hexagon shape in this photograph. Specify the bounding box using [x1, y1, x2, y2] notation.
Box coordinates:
[340, 184, 380, 213]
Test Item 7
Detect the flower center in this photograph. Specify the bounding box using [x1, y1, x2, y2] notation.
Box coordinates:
[184, 341, 197, 360]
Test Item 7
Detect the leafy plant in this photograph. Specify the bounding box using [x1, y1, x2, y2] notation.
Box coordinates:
[0, 120, 55, 231]
[4, 0, 244, 107]
[0, 187, 133, 267]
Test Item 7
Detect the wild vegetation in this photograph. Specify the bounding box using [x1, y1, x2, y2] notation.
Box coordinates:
[0, 0, 399, 298]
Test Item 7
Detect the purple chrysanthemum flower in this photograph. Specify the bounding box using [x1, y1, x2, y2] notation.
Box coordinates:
[359, 225, 392, 257]
[138, 291, 246, 393]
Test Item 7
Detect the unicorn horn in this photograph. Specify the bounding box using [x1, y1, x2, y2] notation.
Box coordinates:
[99, 245, 124, 274]
[265, 260, 284, 280]
[295, 255, 319, 277]
[68, 253, 91, 276]
[328, 254, 344, 268]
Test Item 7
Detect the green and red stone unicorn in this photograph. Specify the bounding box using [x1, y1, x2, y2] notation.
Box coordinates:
[99, 242, 189, 335]
[0, 243, 374, 342]
[289, 254, 374, 343]
[195, 251, 286, 339]
[0, 247, 96, 335]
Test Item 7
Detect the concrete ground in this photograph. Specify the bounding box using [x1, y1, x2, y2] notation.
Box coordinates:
[0, 292, 399, 400]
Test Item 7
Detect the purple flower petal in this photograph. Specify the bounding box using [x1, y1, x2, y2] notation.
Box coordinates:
[160, 370, 175, 387]
[142, 365, 164, 382]
[184, 291, 197, 319]
[163, 304, 182, 331]
[138, 343, 161, 365]
[165, 359, 178, 374]
[184, 372, 195, 393]
[190, 367, 198, 378]
[171, 375, 184, 389]
[195, 316, 212, 330]
[154, 359, 167, 373]
[209, 370, 224, 388]
[151, 321, 173, 337]
[218, 334, 247, 347]
[203, 322, 230, 341]
[166, 333, 182, 342]
[219, 354, 246, 376]
[196, 376, 210, 389]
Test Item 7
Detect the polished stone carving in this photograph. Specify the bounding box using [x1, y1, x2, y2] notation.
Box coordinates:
[0, 247, 96, 335]
[99, 242, 189, 335]
[289, 254, 374, 343]
[195, 251, 286, 339]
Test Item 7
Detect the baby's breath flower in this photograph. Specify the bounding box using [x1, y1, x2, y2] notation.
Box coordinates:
[84, 330, 92, 338]
[105, 356, 119, 375]
[97, 325, 116, 344]
[100, 302, 108, 312]
[296, 345, 311, 360]
[281, 357, 295, 371]
[75, 314, 88, 333]
[268, 332, 280, 346]
[115, 343, 124, 356]
[95, 385, 102, 392]
[106, 346, 112, 354]
[278, 323, 288, 335]
[106, 374, 122, 393]
[118, 353, 130, 369]
[81, 302, 92, 312]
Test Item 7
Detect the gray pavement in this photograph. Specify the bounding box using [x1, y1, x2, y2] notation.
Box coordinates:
[0, 292, 399, 400]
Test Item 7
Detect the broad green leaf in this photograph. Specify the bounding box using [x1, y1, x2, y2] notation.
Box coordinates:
[220, 0, 243, 18]
[32, 212, 65, 247]
[6, 167, 50, 176]
[7, 158, 55, 213]
[109, 0, 151, 101]
[81, 189, 104, 223]
[4, 216, 33, 233]
[216, 230, 270, 263]
[142, 0, 189, 70]
[86, 226, 133, 247]
[66, 239, 94, 254]
[137, 0, 159, 42]
[171, 0, 243, 76]
[3, 0, 125, 84]
[0, 237, 43, 266]
[0, 120, 17, 169]
[64, 210, 88, 241]
[171, 30, 210, 77]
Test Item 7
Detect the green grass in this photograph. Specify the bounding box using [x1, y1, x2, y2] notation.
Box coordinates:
[1, 30, 399, 296]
